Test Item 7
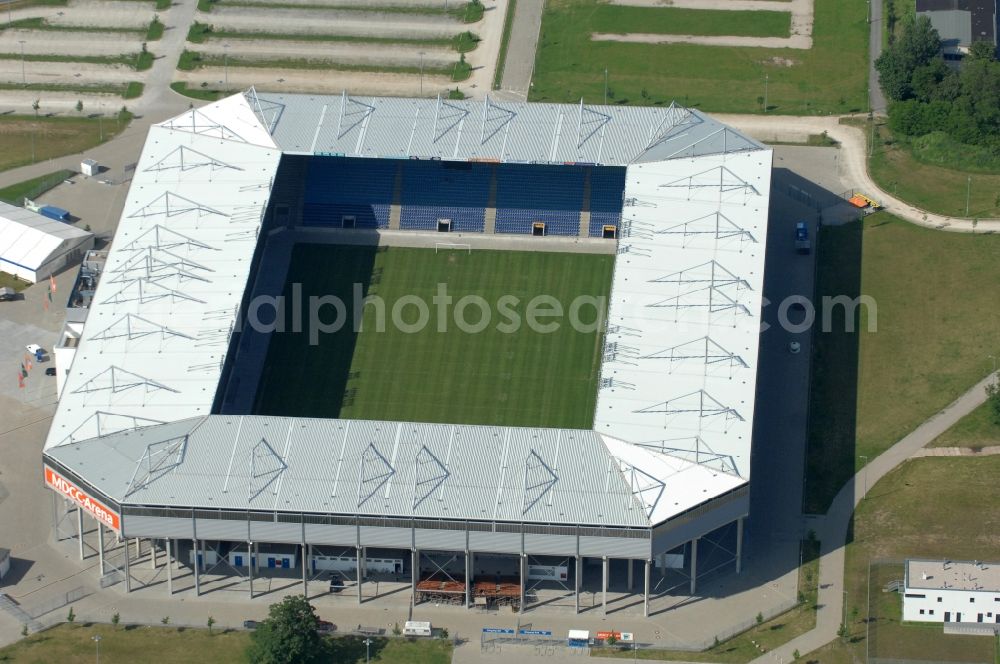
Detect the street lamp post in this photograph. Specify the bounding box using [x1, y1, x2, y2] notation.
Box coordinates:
[989, 354, 997, 373]
[604, 67, 608, 105]
[92, 634, 102, 664]
[859, 455, 868, 499]
[763, 74, 768, 113]
[364, 637, 372, 664]
[223, 43, 230, 92]
[965, 176, 971, 217]
[419, 52, 425, 96]
[19, 40, 26, 86]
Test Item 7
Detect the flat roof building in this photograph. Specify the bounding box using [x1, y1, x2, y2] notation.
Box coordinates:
[904, 559, 1000, 625]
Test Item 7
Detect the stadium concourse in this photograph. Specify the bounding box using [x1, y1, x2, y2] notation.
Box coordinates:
[40, 90, 773, 616]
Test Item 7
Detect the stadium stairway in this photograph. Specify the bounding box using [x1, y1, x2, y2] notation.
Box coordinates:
[484, 165, 498, 234]
[389, 163, 403, 230]
[579, 168, 592, 237]
[219, 230, 296, 415]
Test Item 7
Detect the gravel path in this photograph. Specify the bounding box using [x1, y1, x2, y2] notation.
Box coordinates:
[175, 65, 453, 96]
[497, 0, 541, 98]
[198, 38, 454, 68]
[456, 0, 505, 96]
[0, 89, 124, 114]
[914, 445, 1000, 457]
[202, 6, 463, 39]
[0, 60, 137, 85]
[0, 29, 146, 57]
[600, 0, 813, 49]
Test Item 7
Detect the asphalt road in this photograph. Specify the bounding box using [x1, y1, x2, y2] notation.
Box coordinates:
[868, 0, 887, 114]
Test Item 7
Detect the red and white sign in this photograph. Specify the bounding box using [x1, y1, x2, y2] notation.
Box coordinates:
[44, 466, 120, 532]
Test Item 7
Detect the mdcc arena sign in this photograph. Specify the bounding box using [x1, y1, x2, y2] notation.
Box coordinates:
[44, 466, 121, 532]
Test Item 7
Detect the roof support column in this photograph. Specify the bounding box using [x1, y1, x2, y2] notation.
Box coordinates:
[465, 551, 472, 609]
[574, 555, 581, 614]
[247, 541, 254, 599]
[123, 534, 131, 593]
[302, 544, 308, 598]
[77, 508, 85, 560]
[150, 539, 157, 569]
[166, 538, 173, 595]
[643, 559, 651, 617]
[357, 547, 363, 604]
[689, 538, 698, 596]
[627, 558, 634, 592]
[519, 553, 526, 615]
[736, 517, 744, 575]
[411, 549, 418, 607]
[97, 522, 105, 577]
[602, 556, 608, 616]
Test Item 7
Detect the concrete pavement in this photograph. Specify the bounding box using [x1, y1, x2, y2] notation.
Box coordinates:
[496, 0, 543, 100]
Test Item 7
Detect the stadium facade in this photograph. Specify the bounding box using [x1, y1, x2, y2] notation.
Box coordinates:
[42, 90, 772, 615]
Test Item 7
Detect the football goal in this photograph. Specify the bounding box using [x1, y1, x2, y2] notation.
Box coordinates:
[434, 242, 472, 254]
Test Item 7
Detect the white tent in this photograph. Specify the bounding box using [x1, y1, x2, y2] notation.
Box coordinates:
[0, 201, 94, 284]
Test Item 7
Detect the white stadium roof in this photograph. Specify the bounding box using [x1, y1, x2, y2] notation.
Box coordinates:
[0, 201, 93, 281]
[44, 91, 771, 530]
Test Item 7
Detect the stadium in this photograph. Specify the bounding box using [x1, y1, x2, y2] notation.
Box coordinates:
[41, 90, 772, 616]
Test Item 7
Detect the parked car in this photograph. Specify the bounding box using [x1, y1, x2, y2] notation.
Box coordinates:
[45, 367, 57, 376]
[0, 287, 16, 301]
[243, 620, 259, 630]
[317, 620, 335, 634]
[328, 573, 344, 593]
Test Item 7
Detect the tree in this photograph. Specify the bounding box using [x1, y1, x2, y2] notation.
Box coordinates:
[987, 380, 1000, 425]
[112, 612, 120, 629]
[161, 616, 170, 625]
[207, 615, 216, 634]
[876, 15, 942, 101]
[31, 99, 39, 118]
[606, 632, 618, 646]
[67, 607, 75, 623]
[246, 595, 327, 664]
[75, 100, 83, 114]
[968, 39, 996, 62]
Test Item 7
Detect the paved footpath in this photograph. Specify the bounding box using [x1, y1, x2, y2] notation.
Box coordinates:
[752, 372, 999, 664]
[716, 113, 1000, 233]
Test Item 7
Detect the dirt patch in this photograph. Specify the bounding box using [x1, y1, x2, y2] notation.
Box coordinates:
[763, 56, 797, 67]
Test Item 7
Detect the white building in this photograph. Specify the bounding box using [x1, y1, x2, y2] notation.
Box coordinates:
[0, 201, 93, 284]
[903, 559, 1000, 624]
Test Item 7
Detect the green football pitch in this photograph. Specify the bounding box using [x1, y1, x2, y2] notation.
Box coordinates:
[253, 244, 614, 429]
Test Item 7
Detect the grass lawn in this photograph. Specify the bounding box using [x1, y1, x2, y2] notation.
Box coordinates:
[530, 0, 868, 114]
[0, 624, 453, 663]
[0, 169, 73, 206]
[803, 213, 1000, 513]
[928, 400, 1000, 448]
[0, 272, 32, 291]
[0, 624, 251, 663]
[866, 121, 1000, 218]
[0, 115, 130, 173]
[254, 245, 612, 429]
[592, 539, 821, 662]
[802, 456, 1000, 663]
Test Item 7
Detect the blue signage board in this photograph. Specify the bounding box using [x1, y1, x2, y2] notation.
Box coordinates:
[519, 629, 552, 636]
[482, 628, 515, 634]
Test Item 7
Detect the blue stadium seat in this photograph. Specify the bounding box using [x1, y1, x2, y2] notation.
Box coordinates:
[494, 165, 586, 236]
[302, 157, 397, 229]
[588, 167, 626, 237]
[400, 161, 490, 232]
